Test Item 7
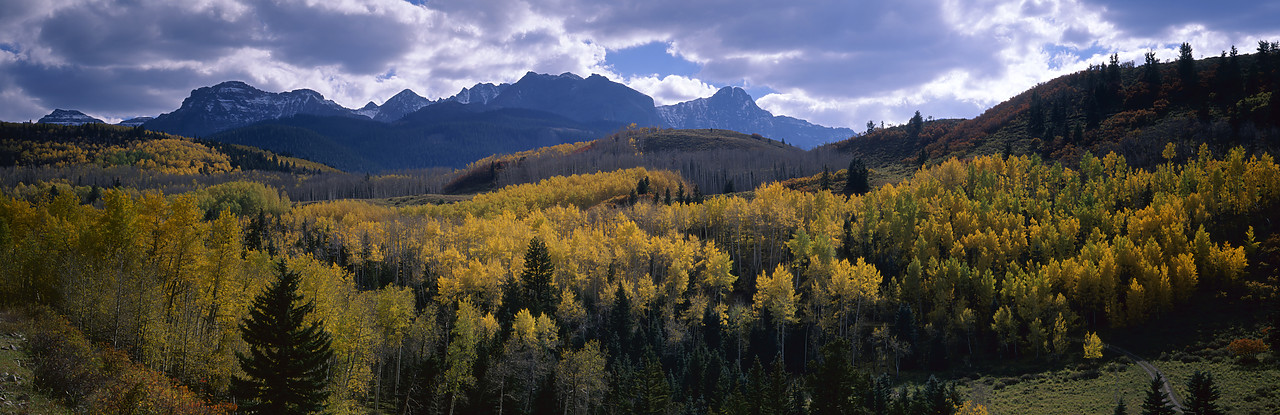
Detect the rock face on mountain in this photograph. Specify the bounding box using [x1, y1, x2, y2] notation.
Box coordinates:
[658, 86, 854, 149]
[445, 83, 507, 105]
[37, 109, 104, 126]
[144, 81, 357, 137]
[135, 75, 852, 152]
[358, 89, 434, 122]
[117, 117, 154, 127]
[487, 72, 668, 127]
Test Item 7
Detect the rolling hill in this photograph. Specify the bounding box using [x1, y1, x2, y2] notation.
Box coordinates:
[827, 45, 1280, 171]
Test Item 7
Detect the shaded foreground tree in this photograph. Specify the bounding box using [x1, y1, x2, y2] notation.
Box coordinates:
[1140, 376, 1175, 415]
[1184, 371, 1222, 415]
[232, 260, 334, 414]
[844, 157, 870, 196]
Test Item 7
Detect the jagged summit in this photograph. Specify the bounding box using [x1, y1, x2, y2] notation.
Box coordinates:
[446, 83, 507, 105]
[37, 109, 105, 126]
[144, 81, 357, 137]
[658, 86, 853, 149]
[117, 116, 154, 127]
[488, 71, 666, 127]
[133, 73, 852, 148]
[358, 89, 433, 122]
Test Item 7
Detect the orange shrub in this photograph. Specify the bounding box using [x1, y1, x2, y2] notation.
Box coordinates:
[1227, 338, 1270, 356]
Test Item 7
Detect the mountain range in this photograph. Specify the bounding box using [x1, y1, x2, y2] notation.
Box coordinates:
[30, 72, 854, 171]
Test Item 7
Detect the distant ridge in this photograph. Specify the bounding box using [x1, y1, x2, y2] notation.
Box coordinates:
[37, 109, 104, 126]
[658, 86, 855, 149]
[144, 81, 358, 137]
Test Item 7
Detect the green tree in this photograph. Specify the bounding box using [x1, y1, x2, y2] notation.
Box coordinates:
[1177, 43, 1198, 90]
[1184, 371, 1222, 415]
[844, 158, 870, 196]
[908, 110, 925, 139]
[1143, 52, 1162, 87]
[1115, 398, 1128, 415]
[504, 236, 558, 326]
[637, 357, 672, 415]
[920, 375, 957, 415]
[1140, 376, 1175, 415]
[442, 300, 483, 415]
[809, 339, 864, 414]
[231, 260, 334, 415]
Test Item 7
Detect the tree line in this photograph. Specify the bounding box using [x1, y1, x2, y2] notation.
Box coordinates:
[1, 145, 1277, 413]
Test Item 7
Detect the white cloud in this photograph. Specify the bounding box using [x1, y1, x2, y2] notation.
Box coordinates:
[0, 0, 1277, 131]
[622, 75, 719, 106]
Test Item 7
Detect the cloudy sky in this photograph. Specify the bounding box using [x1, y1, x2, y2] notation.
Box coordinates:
[2, 0, 1278, 128]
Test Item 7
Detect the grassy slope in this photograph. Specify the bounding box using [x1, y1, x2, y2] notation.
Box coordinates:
[0, 312, 71, 415]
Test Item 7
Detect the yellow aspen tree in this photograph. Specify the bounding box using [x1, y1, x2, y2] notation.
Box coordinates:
[754, 264, 797, 355]
[442, 300, 482, 415]
[1084, 332, 1104, 359]
[1126, 279, 1148, 324]
[1051, 312, 1071, 355]
[698, 240, 736, 303]
[556, 341, 608, 415]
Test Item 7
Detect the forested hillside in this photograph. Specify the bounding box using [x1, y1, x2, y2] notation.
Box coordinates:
[207, 104, 608, 172]
[831, 41, 1280, 172]
[3, 140, 1278, 413]
[0, 122, 332, 175]
[446, 127, 851, 196]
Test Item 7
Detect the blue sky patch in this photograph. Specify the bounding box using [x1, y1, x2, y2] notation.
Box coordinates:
[606, 42, 701, 78]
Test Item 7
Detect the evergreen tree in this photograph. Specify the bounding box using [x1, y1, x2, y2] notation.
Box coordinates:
[521, 236, 558, 317]
[232, 260, 334, 414]
[1143, 52, 1162, 87]
[637, 357, 671, 415]
[844, 158, 870, 196]
[608, 284, 634, 360]
[763, 359, 796, 415]
[1140, 376, 1175, 415]
[1184, 371, 1222, 415]
[1115, 398, 1128, 415]
[908, 110, 925, 139]
[1027, 92, 1045, 137]
[810, 339, 865, 414]
[867, 374, 893, 414]
[819, 165, 832, 191]
[920, 375, 956, 415]
[1177, 43, 1198, 89]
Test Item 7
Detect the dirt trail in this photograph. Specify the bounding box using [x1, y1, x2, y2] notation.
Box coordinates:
[1105, 343, 1184, 413]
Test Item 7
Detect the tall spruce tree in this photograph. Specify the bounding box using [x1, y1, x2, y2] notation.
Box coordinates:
[844, 158, 870, 196]
[1184, 371, 1222, 415]
[1115, 398, 1128, 415]
[1140, 376, 1175, 415]
[232, 260, 334, 414]
[522, 236, 557, 317]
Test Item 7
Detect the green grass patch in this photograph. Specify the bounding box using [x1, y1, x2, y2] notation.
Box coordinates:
[962, 359, 1148, 414]
[1158, 358, 1280, 415]
[0, 312, 72, 415]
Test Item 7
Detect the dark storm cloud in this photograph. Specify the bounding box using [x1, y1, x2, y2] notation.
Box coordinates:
[1, 0, 1277, 128]
[1, 0, 425, 120]
[4, 60, 253, 116]
[1080, 0, 1280, 38]
[36, 2, 253, 67]
[251, 1, 417, 74]
[549, 0, 999, 99]
[31, 0, 415, 73]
